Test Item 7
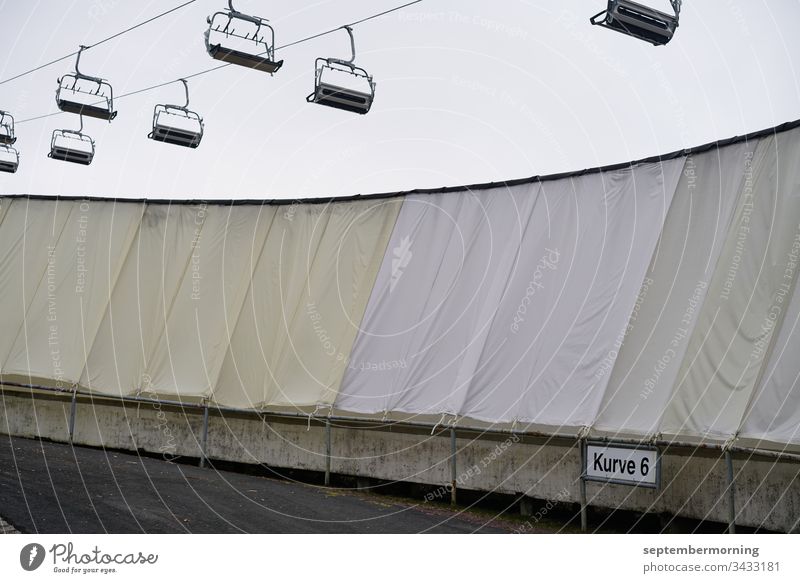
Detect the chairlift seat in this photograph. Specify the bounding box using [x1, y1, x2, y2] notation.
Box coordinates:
[309, 81, 373, 115]
[0, 130, 15, 145]
[150, 123, 203, 148]
[49, 130, 94, 165]
[148, 97, 203, 149]
[207, 43, 283, 73]
[591, 0, 678, 46]
[0, 111, 16, 145]
[56, 98, 117, 121]
[0, 146, 19, 173]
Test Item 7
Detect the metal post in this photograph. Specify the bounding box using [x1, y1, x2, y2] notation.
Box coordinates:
[580, 439, 588, 532]
[199, 404, 209, 469]
[725, 449, 736, 534]
[450, 426, 457, 506]
[324, 418, 331, 486]
[68, 390, 78, 444]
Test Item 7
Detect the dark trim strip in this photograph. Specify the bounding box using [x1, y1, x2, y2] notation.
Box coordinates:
[3, 118, 798, 206]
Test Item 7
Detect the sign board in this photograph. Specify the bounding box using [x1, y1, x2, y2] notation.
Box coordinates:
[583, 442, 660, 488]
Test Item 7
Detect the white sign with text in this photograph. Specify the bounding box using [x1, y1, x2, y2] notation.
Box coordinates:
[584, 443, 659, 488]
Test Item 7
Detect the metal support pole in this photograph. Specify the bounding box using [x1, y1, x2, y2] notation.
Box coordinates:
[580, 438, 588, 533]
[324, 418, 331, 486]
[68, 390, 78, 444]
[199, 404, 209, 469]
[450, 426, 457, 506]
[725, 449, 736, 534]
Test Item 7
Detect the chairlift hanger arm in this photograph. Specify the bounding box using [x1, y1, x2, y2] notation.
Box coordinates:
[328, 26, 357, 68]
[73, 46, 104, 83]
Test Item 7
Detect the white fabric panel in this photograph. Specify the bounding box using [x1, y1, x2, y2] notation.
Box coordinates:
[145, 204, 272, 398]
[3, 201, 143, 385]
[593, 142, 755, 436]
[660, 132, 800, 440]
[0, 199, 75, 370]
[80, 204, 211, 396]
[336, 185, 541, 415]
[737, 131, 800, 444]
[337, 159, 683, 428]
[463, 161, 684, 427]
[214, 199, 400, 408]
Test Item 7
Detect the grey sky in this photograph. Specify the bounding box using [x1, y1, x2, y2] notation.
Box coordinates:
[0, 0, 798, 200]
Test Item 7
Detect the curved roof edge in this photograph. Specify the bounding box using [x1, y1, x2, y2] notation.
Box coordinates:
[3, 118, 799, 207]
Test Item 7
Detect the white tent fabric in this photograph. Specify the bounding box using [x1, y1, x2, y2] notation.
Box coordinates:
[734, 132, 800, 446]
[660, 132, 800, 440]
[593, 140, 758, 437]
[3, 122, 800, 450]
[337, 160, 685, 429]
[335, 184, 541, 416]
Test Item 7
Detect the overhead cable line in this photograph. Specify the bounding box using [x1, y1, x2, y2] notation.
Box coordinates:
[15, 0, 424, 126]
[0, 0, 199, 87]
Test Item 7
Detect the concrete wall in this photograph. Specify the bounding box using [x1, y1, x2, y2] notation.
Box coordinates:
[1, 389, 798, 532]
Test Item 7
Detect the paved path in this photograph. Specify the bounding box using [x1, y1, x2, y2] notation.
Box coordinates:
[0, 435, 516, 533]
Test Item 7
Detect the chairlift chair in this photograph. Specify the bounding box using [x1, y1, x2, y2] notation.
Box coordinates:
[205, 0, 283, 73]
[0, 110, 16, 145]
[148, 79, 204, 148]
[49, 116, 95, 165]
[307, 26, 376, 115]
[590, 0, 681, 46]
[0, 144, 19, 173]
[55, 46, 117, 121]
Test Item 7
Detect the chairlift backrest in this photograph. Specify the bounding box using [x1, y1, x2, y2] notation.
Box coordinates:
[0, 111, 16, 145]
[307, 26, 376, 115]
[148, 79, 204, 149]
[0, 144, 19, 173]
[204, 0, 283, 74]
[55, 46, 117, 121]
[590, 0, 681, 46]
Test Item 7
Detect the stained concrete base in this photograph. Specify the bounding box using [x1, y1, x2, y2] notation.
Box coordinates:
[1, 389, 798, 532]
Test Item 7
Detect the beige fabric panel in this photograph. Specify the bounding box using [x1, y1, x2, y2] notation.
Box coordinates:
[3, 200, 143, 386]
[213, 199, 402, 409]
[80, 203, 209, 396]
[660, 133, 800, 440]
[0, 199, 75, 371]
[145, 204, 276, 399]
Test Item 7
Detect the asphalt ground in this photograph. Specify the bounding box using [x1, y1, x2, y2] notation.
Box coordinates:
[0, 434, 524, 533]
